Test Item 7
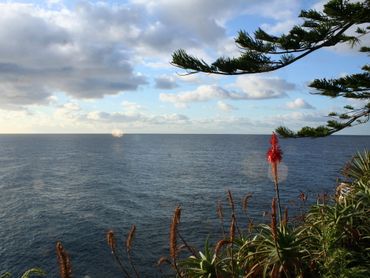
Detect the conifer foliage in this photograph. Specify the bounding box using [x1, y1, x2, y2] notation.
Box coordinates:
[171, 0, 370, 137]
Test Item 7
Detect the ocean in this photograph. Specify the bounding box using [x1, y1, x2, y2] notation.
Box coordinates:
[0, 134, 369, 277]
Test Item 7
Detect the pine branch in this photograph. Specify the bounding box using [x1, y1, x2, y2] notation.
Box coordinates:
[171, 0, 370, 136]
[276, 105, 370, 138]
[309, 66, 370, 99]
[171, 0, 368, 75]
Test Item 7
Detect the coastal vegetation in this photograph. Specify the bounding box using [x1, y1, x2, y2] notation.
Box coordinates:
[158, 137, 370, 278]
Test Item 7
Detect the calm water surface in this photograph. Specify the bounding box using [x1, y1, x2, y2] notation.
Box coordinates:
[0, 134, 369, 277]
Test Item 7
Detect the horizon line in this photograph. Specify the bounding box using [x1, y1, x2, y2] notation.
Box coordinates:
[0, 133, 369, 136]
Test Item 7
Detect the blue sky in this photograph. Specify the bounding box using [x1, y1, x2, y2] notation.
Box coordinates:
[0, 0, 368, 134]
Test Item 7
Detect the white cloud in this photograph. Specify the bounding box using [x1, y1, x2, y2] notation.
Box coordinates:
[0, 0, 308, 111]
[160, 76, 295, 107]
[311, 0, 326, 12]
[261, 19, 297, 35]
[160, 85, 228, 107]
[80, 110, 190, 126]
[234, 75, 295, 98]
[0, 2, 149, 109]
[243, 0, 314, 37]
[86, 111, 101, 121]
[217, 101, 237, 112]
[268, 111, 326, 125]
[54, 102, 81, 120]
[244, 0, 300, 20]
[0, 0, 264, 110]
[122, 101, 143, 114]
[286, 98, 314, 109]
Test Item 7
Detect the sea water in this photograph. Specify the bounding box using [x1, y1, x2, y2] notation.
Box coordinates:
[0, 134, 369, 277]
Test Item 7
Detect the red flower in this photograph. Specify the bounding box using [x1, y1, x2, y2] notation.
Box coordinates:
[267, 133, 282, 164]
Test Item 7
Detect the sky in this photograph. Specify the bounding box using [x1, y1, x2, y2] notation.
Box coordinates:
[0, 0, 368, 134]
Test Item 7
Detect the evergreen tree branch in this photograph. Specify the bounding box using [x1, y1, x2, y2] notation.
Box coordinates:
[171, 0, 370, 136]
[172, 0, 369, 75]
[276, 104, 370, 137]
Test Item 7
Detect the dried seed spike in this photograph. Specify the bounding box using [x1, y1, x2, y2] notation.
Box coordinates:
[170, 206, 181, 260]
[242, 193, 253, 213]
[215, 239, 231, 256]
[106, 230, 116, 252]
[56, 241, 72, 278]
[227, 190, 235, 211]
[126, 224, 136, 252]
[229, 214, 236, 242]
[174, 205, 181, 224]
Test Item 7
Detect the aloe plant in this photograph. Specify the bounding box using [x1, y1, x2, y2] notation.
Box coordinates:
[172, 146, 370, 277]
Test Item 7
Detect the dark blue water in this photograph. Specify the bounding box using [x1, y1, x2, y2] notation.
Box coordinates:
[0, 134, 369, 277]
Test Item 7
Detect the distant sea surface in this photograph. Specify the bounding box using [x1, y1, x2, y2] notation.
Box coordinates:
[0, 134, 369, 277]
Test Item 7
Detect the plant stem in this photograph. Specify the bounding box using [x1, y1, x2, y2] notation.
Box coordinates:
[127, 251, 140, 278]
[273, 163, 283, 225]
[112, 251, 132, 278]
[177, 231, 198, 257]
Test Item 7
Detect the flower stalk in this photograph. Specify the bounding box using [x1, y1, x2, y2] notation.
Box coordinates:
[267, 132, 283, 224]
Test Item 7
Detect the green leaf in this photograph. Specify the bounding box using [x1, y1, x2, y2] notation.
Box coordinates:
[355, 27, 367, 34]
[360, 46, 370, 52]
[20, 268, 46, 278]
[275, 126, 295, 138]
[339, 114, 351, 119]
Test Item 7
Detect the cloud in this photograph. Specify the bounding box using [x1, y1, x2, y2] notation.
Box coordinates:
[81, 110, 189, 126]
[261, 19, 297, 35]
[127, 0, 255, 58]
[269, 111, 326, 124]
[73, 100, 188, 126]
[286, 98, 314, 109]
[0, 0, 306, 111]
[217, 101, 237, 112]
[54, 102, 81, 120]
[154, 75, 178, 89]
[122, 100, 143, 113]
[160, 76, 295, 107]
[234, 75, 295, 98]
[0, 2, 149, 109]
[0, 0, 261, 110]
[245, 0, 300, 20]
[160, 85, 228, 107]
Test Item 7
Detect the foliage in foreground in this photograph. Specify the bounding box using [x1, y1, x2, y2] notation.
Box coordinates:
[160, 150, 370, 278]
